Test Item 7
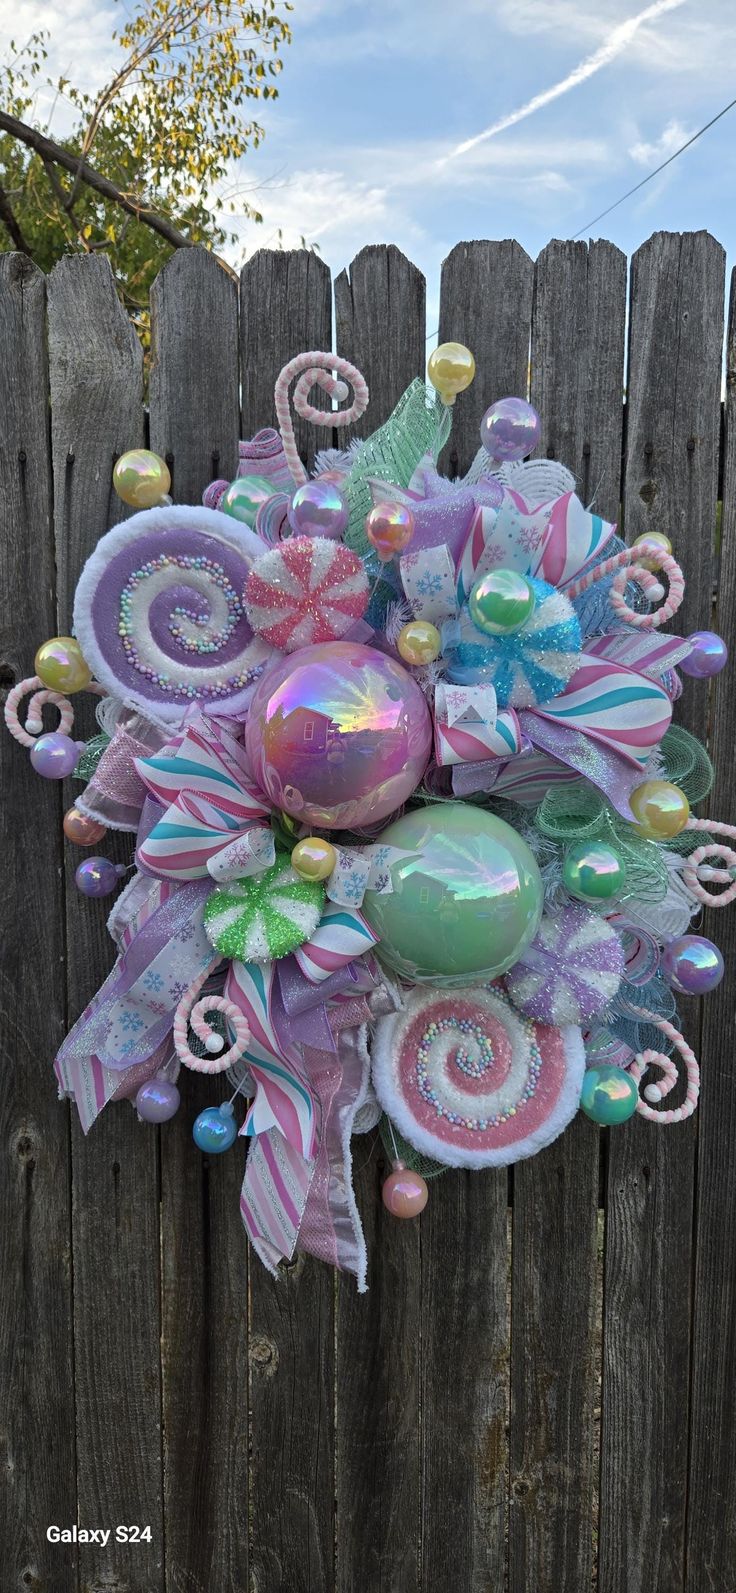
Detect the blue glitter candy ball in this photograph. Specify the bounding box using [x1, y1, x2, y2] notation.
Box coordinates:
[441, 576, 582, 707]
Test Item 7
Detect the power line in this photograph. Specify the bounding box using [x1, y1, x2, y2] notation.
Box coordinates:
[573, 93, 736, 238]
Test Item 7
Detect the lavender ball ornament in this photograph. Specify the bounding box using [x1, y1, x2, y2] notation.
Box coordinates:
[136, 1078, 180, 1123]
[30, 732, 83, 779]
[662, 935, 724, 995]
[245, 641, 432, 830]
[75, 856, 125, 898]
[480, 397, 541, 462]
[680, 631, 728, 679]
[287, 478, 349, 540]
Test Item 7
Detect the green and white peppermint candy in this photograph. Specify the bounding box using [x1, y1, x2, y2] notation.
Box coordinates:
[203, 851, 325, 963]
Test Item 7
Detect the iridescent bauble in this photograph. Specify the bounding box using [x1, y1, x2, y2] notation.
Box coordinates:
[245, 642, 432, 830]
[287, 478, 349, 540]
[661, 934, 724, 995]
[427, 342, 476, 404]
[75, 856, 124, 898]
[30, 732, 81, 779]
[192, 1102, 237, 1153]
[562, 841, 627, 904]
[113, 449, 171, 508]
[365, 501, 415, 562]
[382, 1163, 428, 1218]
[480, 397, 541, 462]
[396, 620, 442, 666]
[632, 531, 672, 571]
[291, 837, 337, 881]
[136, 1078, 180, 1123]
[63, 806, 107, 846]
[579, 1064, 639, 1125]
[629, 780, 690, 839]
[35, 636, 91, 694]
[680, 630, 728, 679]
[442, 578, 581, 707]
[469, 569, 536, 635]
[362, 802, 543, 986]
[220, 474, 275, 527]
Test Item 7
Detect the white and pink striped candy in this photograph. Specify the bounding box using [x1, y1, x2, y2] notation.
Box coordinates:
[243, 536, 369, 653]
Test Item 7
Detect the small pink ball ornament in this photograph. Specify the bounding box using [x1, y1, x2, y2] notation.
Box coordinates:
[382, 1160, 428, 1218]
[480, 397, 541, 462]
[365, 501, 415, 562]
[287, 478, 349, 540]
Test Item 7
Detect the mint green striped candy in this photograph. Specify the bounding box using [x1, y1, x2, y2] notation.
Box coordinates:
[204, 852, 325, 963]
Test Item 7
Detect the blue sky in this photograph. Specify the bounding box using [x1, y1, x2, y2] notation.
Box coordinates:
[5, 0, 736, 326]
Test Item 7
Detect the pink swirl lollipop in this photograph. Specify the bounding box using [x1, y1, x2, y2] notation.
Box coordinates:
[371, 985, 585, 1168]
[73, 504, 273, 722]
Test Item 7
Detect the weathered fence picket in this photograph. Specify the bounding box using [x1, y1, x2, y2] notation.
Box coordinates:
[1, 231, 735, 1593]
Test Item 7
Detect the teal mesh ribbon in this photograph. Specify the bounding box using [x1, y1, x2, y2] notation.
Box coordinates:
[534, 781, 669, 904]
[73, 732, 111, 781]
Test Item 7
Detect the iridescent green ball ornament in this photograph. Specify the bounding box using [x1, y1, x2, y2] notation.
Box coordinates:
[562, 841, 627, 904]
[469, 568, 536, 636]
[579, 1064, 639, 1125]
[220, 474, 275, 528]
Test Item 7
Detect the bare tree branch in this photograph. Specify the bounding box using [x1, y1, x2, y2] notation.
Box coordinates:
[0, 180, 34, 255]
[0, 108, 194, 250]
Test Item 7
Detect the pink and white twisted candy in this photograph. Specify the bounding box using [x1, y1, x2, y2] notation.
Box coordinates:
[4, 674, 75, 747]
[682, 817, 736, 907]
[565, 539, 684, 629]
[173, 965, 251, 1075]
[274, 351, 369, 486]
[626, 1006, 699, 1123]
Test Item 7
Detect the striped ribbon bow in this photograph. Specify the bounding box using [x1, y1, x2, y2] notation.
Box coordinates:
[134, 716, 271, 881]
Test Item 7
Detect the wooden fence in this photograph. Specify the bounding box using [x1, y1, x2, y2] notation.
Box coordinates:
[0, 231, 735, 1593]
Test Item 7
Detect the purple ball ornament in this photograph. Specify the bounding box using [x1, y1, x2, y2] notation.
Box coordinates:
[245, 641, 432, 830]
[480, 397, 541, 463]
[662, 935, 725, 995]
[287, 478, 349, 540]
[679, 631, 728, 679]
[136, 1078, 181, 1123]
[30, 732, 84, 780]
[75, 856, 126, 898]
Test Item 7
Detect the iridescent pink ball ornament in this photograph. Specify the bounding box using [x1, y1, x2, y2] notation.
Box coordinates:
[365, 501, 415, 562]
[287, 478, 349, 540]
[244, 641, 432, 829]
[480, 397, 541, 462]
[662, 935, 724, 995]
[382, 1160, 428, 1218]
[680, 631, 728, 679]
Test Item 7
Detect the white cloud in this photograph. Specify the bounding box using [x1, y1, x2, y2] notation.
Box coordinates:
[629, 119, 693, 167]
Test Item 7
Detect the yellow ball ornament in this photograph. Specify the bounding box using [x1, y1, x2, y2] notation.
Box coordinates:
[291, 837, 337, 882]
[629, 780, 690, 840]
[35, 636, 91, 694]
[397, 621, 442, 666]
[427, 342, 476, 405]
[113, 449, 171, 509]
[632, 531, 672, 572]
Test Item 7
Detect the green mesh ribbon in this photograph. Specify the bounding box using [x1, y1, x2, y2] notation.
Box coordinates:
[534, 782, 669, 904]
[659, 725, 714, 805]
[73, 732, 110, 780]
[343, 380, 452, 558]
[379, 1115, 448, 1179]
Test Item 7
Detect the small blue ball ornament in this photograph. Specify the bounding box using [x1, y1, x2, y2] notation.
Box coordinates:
[580, 1064, 639, 1125]
[193, 1102, 238, 1154]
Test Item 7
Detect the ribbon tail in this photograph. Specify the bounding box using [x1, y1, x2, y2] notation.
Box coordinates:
[239, 1131, 312, 1270]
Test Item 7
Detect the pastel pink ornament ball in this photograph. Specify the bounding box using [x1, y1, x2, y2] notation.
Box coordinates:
[244, 640, 432, 829]
[382, 1162, 428, 1218]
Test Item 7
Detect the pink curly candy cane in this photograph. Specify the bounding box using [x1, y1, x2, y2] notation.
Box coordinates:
[625, 1006, 700, 1123]
[4, 675, 75, 747]
[565, 539, 685, 629]
[274, 351, 369, 487]
[682, 817, 736, 906]
[173, 964, 251, 1075]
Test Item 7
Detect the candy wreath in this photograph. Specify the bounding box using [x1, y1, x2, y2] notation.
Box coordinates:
[6, 343, 732, 1290]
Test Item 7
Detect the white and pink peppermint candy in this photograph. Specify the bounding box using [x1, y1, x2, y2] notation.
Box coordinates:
[243, 535, 369, 653]
[505, 904, 624, 1026]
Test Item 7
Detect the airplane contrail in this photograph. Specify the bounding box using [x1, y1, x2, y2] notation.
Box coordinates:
[445, 0, 687, 161]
